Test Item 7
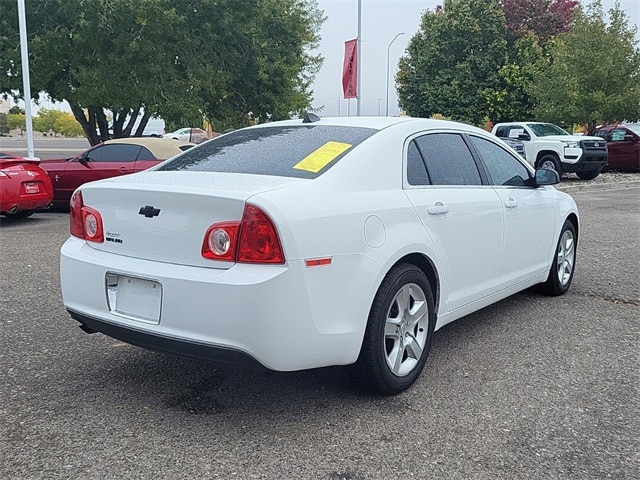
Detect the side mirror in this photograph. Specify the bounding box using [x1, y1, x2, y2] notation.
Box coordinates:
[78, 154, 89, 164]
[535, 168, 560, 186]
[518, 133, 531, 141]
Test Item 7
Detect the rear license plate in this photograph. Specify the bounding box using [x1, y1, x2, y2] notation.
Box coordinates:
[106, 274, 162, 323]
[24, 182, 40, 194]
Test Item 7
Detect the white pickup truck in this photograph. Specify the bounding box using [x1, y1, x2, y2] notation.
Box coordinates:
[492, 122, 608, 180]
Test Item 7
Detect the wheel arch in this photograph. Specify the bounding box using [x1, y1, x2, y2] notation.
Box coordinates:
[535, 150, 561, 167]
[566, 212, 579, 240]
[388, 252, 440, 316]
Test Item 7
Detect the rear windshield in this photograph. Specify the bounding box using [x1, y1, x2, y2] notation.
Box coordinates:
[157, 125, 377, 179]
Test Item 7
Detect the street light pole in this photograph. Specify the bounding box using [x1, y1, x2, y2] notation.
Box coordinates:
[385, 32, 405, 117]
[17, 0, 37, 159]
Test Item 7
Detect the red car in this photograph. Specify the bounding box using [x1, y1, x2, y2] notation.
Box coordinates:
[0, 152, 54, 218]
[40, 137, 194, 208]
[593, 124, 640, 171]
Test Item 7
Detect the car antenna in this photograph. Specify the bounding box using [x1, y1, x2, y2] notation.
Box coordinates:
[302, 112, 321, 124]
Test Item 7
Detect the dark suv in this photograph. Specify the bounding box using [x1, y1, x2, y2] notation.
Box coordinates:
[593, 124, 640, 171]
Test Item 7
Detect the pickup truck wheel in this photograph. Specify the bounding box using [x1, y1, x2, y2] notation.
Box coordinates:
[538, 155, 562, 176]
[576, 169, 600, 180]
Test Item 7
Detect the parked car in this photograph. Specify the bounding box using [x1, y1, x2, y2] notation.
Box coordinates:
[163, 128, 209, 144]
[40, 138, 194, 208]
[593, 124, 640, 171]
[60, 116, 578, 395]
[0, 152, 54, 218]
[492, 122, 608, 180]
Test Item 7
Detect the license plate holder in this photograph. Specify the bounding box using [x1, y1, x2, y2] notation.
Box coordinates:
[106, 273, 162, 323]
[24, 182, 40, 194]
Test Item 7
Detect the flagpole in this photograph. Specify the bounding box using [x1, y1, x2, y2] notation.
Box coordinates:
[356, 0, 362, 116]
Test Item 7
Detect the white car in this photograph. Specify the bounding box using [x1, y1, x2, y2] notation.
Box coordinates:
[163, 127, 208, 143]
[60, 116, 578, 394]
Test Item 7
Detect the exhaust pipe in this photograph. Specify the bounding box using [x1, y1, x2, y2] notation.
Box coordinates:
[7, 206, 18, 214]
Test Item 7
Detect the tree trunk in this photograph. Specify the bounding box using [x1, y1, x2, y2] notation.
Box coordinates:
[69, 102, 100, 146]
[134, 112, 151, 137]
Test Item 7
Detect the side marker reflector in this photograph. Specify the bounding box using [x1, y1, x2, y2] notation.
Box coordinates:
[305, 258, 332, 268]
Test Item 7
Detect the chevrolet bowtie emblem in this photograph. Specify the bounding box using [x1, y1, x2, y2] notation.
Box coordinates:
[139, 205, 161, 218]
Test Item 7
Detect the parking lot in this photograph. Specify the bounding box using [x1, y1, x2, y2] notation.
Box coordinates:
[1, 180, 638, 479]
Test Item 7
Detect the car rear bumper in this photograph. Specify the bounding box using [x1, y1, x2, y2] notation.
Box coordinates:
[68, 308, 267, 369]
[60, 237, 380, 371]
[0, 183, 53, 213]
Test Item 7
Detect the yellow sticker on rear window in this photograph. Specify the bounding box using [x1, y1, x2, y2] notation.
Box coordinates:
[293, 141, 353, 173]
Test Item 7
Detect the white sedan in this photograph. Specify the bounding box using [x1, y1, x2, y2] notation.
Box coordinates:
[163, 127, 208, 143]
[60, 116, 578, 394]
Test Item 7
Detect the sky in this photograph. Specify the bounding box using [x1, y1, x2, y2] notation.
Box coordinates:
[11, 0, 640, 118]
[309, 0, 640, 117]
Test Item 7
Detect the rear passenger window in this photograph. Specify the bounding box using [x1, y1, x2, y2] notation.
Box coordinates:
[414, 133, 482, 185]
[407, 140, 430, 185]
[136, 147, 157, 161]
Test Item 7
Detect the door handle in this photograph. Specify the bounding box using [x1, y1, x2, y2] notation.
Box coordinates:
[119, 167, 133, 173]
[427, 202, 449, 215]
[505, 198, 517, 209]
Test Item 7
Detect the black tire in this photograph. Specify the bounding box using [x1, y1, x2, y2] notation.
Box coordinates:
[576, 169, 600, 180]
[539, 219, 577, 296]
[2, 209, 34, 219]
[538, 154, 563, 176]
[349, 263, 435, 395]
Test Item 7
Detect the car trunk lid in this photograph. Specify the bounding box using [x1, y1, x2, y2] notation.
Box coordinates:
[79, 171, 300, 268]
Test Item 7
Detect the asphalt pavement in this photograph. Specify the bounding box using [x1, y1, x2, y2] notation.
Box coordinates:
[0, 136, 90, 159]
[0, 180, 638, 479]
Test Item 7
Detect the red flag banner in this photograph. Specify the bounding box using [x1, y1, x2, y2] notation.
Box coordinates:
[342, 39, 358, 99]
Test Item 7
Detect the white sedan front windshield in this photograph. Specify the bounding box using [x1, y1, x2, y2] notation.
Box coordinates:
[527, 123, 570, 137]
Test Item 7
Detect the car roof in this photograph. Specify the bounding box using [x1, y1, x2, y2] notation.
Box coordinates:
[247, 115, 487, 135]
[104, 137, 194, 158]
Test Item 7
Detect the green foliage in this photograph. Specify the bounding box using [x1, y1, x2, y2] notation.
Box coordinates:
[397, 0, 507, 126]
[483, 34, 544, 122]
[531, 0, 640, 133]
[54, 113, 84, 137]
[33, 108, 67, 136]
[0, 0, 324, 144]
[7, 113, 26, 134]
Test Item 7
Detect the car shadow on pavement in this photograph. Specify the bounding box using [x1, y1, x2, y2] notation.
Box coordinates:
[48, 288, 552, 420]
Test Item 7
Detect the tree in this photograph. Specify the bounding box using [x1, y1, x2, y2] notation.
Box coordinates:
[483, 0, 578, 123]
[33, 108, 67, 136]
[396, 0, 507, 126]
[54, 113, 84, 137]
[531, 1, 640, 134]
[483, 34, 544, 122]
[7, 113, 26, 135]
[0, 0, 324, 145]
[500, 0, 578, 43]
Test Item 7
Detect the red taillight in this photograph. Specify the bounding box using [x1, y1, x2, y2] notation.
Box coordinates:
[201, 204, 285, 264]
[70, 191, 104, 243]
[237, 205, 284, 264]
